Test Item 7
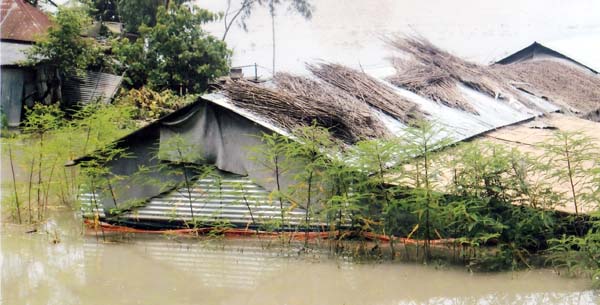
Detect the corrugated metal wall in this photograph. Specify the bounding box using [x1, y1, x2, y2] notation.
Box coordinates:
[0, 68, 25, 127]
[81, 171, 319, 229]
[62, 71, 122, 106]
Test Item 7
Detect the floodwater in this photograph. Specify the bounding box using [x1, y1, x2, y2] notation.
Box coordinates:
[3, 1, 600, 304]
[1, 211, 598, 305]
[196, 0, 600, 76]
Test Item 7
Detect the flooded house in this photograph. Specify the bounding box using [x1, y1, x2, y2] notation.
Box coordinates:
[493, 39, 600, 121]
[72, 37, 600, 230]
[0, 0, 123, 127]
[0, 0, 53, 127]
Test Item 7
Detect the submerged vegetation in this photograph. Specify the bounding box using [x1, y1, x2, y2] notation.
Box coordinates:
[2, 103, 135, 224]
[3, 105, 599, 286]
[2, 0, 599, 292]
[242, 122, 599, 282]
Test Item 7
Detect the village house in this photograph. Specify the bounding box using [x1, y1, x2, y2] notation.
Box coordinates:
[74, 37, 600, 229]
[494, 39, 600, 121]
[0, 0, 123, 127]
[0, 0, 53, 127]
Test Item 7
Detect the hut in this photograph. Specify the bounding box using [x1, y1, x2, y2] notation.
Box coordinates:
[493, 40, 600, 121]
[0, 0, 124, 127]
[495, 41, 598, 74]
[0, 0, 53, 127]
[74, 38, 584, 230]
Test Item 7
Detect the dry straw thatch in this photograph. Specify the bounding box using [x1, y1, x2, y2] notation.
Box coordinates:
[275, 73, 389, 138]
[307, 63, 425, 123]
[219, 77, 388, 143]
[387, 37, 526, 114]
[493, 60, 600, 120]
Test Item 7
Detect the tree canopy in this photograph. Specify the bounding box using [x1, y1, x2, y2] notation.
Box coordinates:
[26, 6, 106, 76]
[116, 0, 187, 33]
[114, 4, 231, 94]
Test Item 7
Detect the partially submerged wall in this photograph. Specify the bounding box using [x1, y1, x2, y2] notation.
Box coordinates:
[92, 99, 299, 214]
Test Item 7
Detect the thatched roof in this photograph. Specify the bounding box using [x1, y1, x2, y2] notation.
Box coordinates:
[274, 72, 389, 140]
[493, 59, 600, 120]
[386, 37, 546, 114]
[218, 63, 428, 143]
[218, 78, 388, 143]
[216, 38, 599, 146]
[307, 63, 424, 123]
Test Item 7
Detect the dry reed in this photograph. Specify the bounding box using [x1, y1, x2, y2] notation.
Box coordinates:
[307, 63, 425, 124]
[219, 79, 387, 143]
[274, 73, 389, 139]
[493, 60, 600, 119]
[387, 37, 530, 113]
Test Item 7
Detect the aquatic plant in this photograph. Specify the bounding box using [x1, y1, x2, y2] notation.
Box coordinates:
[547, 212, 600, 288]
[1, 103, 134, 225]
[539, 131, 600, 235]
[286, 123, 336, 246]
[249, 132, 294, 231]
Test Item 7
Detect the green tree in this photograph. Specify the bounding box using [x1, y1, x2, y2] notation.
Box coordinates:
[398, 121, 452, 262]
[540, 131, 600, 217]
[250, 132, 294, 231]
[26, 6, 104, 77]
[350, 138, 404, 257]
[89, 0, 119, 22]
[114, 4, 231, 94]
[117, 0, 187, 33]
[287, 124, 335, 245]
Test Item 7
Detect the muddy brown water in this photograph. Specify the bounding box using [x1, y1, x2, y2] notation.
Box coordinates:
[1, 211, 598, 305]
[2, 1, 600, 302]
[0, 142, 599, 305]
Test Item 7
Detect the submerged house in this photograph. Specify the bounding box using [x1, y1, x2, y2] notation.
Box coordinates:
[493, 39, 600, 121]
[0, 0, 53, 127]
[0, 0, 123, 127]
[73, 38, 600, 230]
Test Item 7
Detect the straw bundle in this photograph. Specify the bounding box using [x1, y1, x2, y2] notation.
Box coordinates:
[493, 60, 600, 119]
[307, 63, 424, 124]
[220, 79, 387, 143]
[387, 37, 522, 113]
[275, 73, 389, 139]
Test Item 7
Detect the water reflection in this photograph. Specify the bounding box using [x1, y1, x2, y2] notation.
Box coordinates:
[2, 215, 598, 305]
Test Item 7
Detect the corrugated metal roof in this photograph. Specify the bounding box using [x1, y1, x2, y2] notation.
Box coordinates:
[0, 0, 52, 43]
[0, 41, 32, 66]
[204, 79, 558, 147]
[82, 171, 327, 229]
[62, 71, 123, 105]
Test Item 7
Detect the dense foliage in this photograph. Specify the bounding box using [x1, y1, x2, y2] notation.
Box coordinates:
[2, 104, 135, 224]
[26, 6, 108, 76]
[113, 4, 231, 94]
[115, 87, 195, 121]
[244, 123, 600, 277]
[116, 0, 187, 33]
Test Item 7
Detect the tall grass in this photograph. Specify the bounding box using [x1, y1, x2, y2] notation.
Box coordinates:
[1, 103, 135, 224]
[248, 122, 599, 274]
[4, 105, 598, 280]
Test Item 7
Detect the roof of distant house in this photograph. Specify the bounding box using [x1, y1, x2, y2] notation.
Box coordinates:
[0, 0, 52, 43]
[496, 40, 600, 75]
